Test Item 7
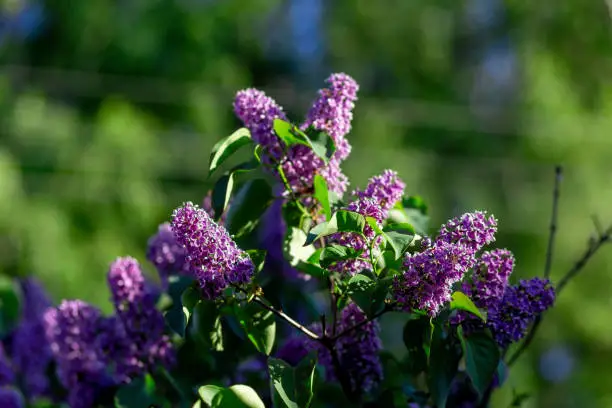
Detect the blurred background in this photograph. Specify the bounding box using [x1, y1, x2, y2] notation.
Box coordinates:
[0, 0, 611, 406]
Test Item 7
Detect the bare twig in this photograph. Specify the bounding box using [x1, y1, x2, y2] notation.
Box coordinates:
[544, 166, 563, 278]
[506, 166, 561, 367]
[556, 224, 612, 294]
[252, 296, 320, 340]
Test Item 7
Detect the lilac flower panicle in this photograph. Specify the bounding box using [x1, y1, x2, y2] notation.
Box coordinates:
[354, 170, 406, 217]
[171, 201, 254, 298]
[0, 345, 14, 386]
[43, 300, 111, 407]
[234, 88, 287, 164]
[394, 240, 477, 316]
[11, 277, 54, 398]
[107, 257, 175, 377]
[327, 198, 384, 276]
[146, 222, 190, 281]
[438, 211, 497, 252]
[463, 249, 515, 310]
[487, 278, 555, 348]
[303, 73, 359, 162]
[0, 387, 24, 408]
[318, 156, 350, 195]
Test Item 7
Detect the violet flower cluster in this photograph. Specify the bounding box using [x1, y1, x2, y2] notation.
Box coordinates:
[327, 170, 406, 276]
[42, 257, 175, 407]
[487, 278, 555, 348]
[276, 303, 383, 395]
[393, 211, 497, 316]
[10, 278, 54, 399]
[234, 73, 358, 197]
[171, 201, 254, 299]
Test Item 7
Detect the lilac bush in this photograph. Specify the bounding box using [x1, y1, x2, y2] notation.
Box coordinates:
[0, 73, 606, 408]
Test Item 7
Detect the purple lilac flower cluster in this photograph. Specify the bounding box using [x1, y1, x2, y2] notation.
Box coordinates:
[10, 278, 54, 399]
[326, 170, 406, 276]
[234, 73, 358, 197]
[353, 169, 406, 218]
[171, 201, 254, 299]
[487, 278, 555, 348]
[276, 303, 383, 394]
[42, 258, 175, 407]
[393, 211, 497, 316]
[0, 387, 24, 408]
[394, 238, 477, 316]
[43, 300, 112, 408]
[107, 257, 175, 376]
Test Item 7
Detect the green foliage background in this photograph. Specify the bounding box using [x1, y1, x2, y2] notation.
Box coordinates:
[0, 0, 611, 406]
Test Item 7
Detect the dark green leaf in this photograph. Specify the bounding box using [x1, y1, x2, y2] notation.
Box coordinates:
[306, 129, 336, 161]
[450, 292, 485, 321]
[225, 178, 273, 237]
[234, 303, 276, 355]
[346, 273, 388, 317]
[428, 326, 460, 408]
[384, 222, 416, 235]
[115, 374, 166, 408]
[510, 391, 531, 407]
[188, 299, 224, 351]
[209, 128, 252, 176]
[313, 175, 331, 221]
[268, 355, 318, 408]
[402, 196, 428, 214]
[402, 317, 431, 375]
[459, 330, 501, 397]
[283, 228, 327, 278]
[247, 249, 267, 275]
[0, 276, 21, 336]
[304, 210, 366, 245]
[212, 173, 234, 220]
[383, 231, 416, 260]
[180, 285, 201, 326]
[319, 244, 362, 268]
[164, 276, 195, 337]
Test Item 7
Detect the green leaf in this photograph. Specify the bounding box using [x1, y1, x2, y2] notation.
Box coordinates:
[199, 385, 266, 408]
[180, 285, 201, 326]
[346, 273, 388, 318]
[273, 119, 309, 146]
[188, 299, 224, 351]
[384, 222, 416, 235]
[212, 173, 235, 220]
[450, 292, 486, 321]
[459, 330, 501, 397]
[234, 303, 276, 355]
[164, 276, 195, 337]
[403, 195, 428, 214]
[402, 317, 431, 375]
[209, 128, 252, 176]
[319, 244, 362, 268]
[0, 276, 21, 336]
[214, 385, 266, 408]
[383, 231, 416, 260]
[198, 385, 224, 406]
[282, 228, 327, 278]
[305, 128, 336, 161]
[246, 249, 267, 275]
[313, 175, 331, 221]
[115, 374, 166, 408]
[225, 178, 273, 237]
[428, 326, 461, 408]
[268, 355, 318, 408]
[304, 210, 366, 245]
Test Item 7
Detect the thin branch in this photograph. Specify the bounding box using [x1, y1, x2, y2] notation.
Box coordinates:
[507, 222, 612, 366]
[556, 224, 612, 293]
[252, 296, 320, 340]
[544, 166, 563, 278]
